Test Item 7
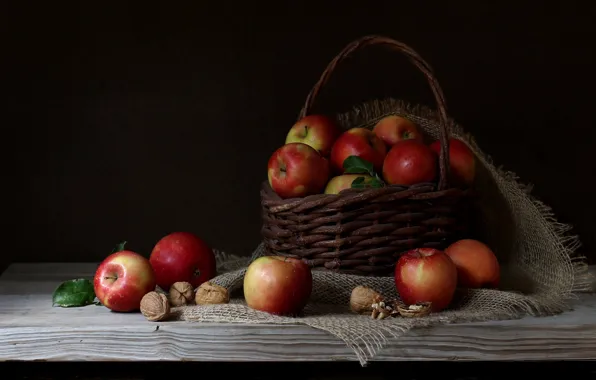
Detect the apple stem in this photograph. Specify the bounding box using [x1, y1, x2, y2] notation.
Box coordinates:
[104, 276, 118, 281]
[193, 269, 201, 278]
[303, 125, 308, 136]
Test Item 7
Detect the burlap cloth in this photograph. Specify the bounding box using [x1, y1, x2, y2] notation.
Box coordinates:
[171, 99, 591, 365]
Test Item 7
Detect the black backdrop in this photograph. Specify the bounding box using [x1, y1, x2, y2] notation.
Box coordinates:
[4, 2, 595, 273]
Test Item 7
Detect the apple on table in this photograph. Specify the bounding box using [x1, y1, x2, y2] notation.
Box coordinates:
[394, 247, 458, 312]
[149, 231, 217, 291]
[445, 239, 500, 288]
[267, 142, 330, 199]
[94, 244, 157, 312]
[285, 114, 341, 157]
[244, 256, 313, 316]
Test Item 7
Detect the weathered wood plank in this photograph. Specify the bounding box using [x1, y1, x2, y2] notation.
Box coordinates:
[1, 262, 596, 362]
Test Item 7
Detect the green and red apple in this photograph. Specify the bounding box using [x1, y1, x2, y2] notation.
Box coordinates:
[285, 114, 341, 157]
[267, 142, 330, 199]
[243, 256, 313, 316]
[94, 249, 156, 312]
[330, 128, 387, 173]
[324, 174, 374, 194]
[373, 115, 423, 147]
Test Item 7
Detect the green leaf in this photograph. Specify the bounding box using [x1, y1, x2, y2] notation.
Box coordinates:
[351, 176, 385, 189]
[343, 156, 374, 176]
[111, 241, 127, 253]
[52, 278, 97, 308]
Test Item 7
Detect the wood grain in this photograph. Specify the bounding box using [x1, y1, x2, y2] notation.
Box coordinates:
[1, 263, 596, 362]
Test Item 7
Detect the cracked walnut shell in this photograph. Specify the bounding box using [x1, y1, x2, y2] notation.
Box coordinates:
[169, 281, 195, 306]
[397, 302, 432, 318]
[140, 291, 171, 322]
[195, 282, 229, 305]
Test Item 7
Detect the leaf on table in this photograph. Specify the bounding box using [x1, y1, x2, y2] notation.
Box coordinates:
[52, 278, 98, 308]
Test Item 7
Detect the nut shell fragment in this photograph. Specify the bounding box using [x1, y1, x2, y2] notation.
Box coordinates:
[396, 302, 432, 318]
[169, 281, 195, 306]
[195, 282, 229, 305]
[140, 291, 171, 322]
[350, 285, 382, 314]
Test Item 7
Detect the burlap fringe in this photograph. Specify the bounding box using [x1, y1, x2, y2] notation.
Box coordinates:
[336, 97, 591, 303]
[172, 98, 590, 366]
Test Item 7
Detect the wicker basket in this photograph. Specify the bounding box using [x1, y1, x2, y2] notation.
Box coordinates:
[260, 35, 473, 276]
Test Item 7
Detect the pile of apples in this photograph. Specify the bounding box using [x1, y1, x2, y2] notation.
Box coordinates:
[267, 114, 476, 199]
[242, 236, 502, 317]
[93, 232, 217, 312]
[91, 232, 501, 317]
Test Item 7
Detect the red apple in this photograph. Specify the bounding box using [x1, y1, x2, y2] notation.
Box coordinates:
[94, 249, 157, 312]
[394, 248, 458, 312]
[382, 139, 438, 186]
[373, 115, 423, 147]
[324, 173, 374, 194]
[243, 256, 313, 316]
[445, 239, 500, 288]
[330, 128, 387, 173]
[267, 142, 330, 199]
[285, 114, 342, 157]
[429, 138, 476, 186]
[149, 232, 216, 291]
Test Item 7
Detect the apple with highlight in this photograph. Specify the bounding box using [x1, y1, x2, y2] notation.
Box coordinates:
[267, 143, 330, 199]
[285, 114, 341, 157]
[330, 128, 387, 173]
[394, 247, 458, 312]
[373, 115, 423, 147]
[382, 139, 438, 186]
[149, 231, 217, 291]
[244, 256, 313, 316]
[94, 249, 157, 312]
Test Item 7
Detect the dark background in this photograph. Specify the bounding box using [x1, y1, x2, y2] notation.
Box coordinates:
[3, 2, 595, 274]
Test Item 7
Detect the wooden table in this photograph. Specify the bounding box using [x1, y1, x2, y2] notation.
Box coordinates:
[2, 262, 596, 363]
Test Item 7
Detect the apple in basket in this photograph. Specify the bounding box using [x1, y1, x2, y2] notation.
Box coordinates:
[429, 138, 476, 186]
[285, 114, 342, 157]
[243, 256, 313, 316]
[324, 173, 375, 195]
[330, 128, 387, 173]
[373, 115, 423, 147]
[149, 231, 217, 291]
[382, 139, 438, 186]
[94, 248, 157, 312]
[267, 142, 330, 199]
[394, 248, 458, 312]
[445, 239, 500, 289]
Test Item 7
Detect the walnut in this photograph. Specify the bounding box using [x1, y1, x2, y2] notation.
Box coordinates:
[195, 282, 229, 305]
[396, 301, 432, 318]
[169, 281, 195, 306]
[140, 291, 170, 321]
[371, 299, 400, 320]
[349, 286, 382, 314]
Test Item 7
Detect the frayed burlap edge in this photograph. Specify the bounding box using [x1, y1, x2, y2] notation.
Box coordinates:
[336, 97, 592, 304]
[171, 98, 591, 366]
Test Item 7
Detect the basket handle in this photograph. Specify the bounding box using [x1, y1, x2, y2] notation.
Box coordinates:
[298, 35, 451, 190]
